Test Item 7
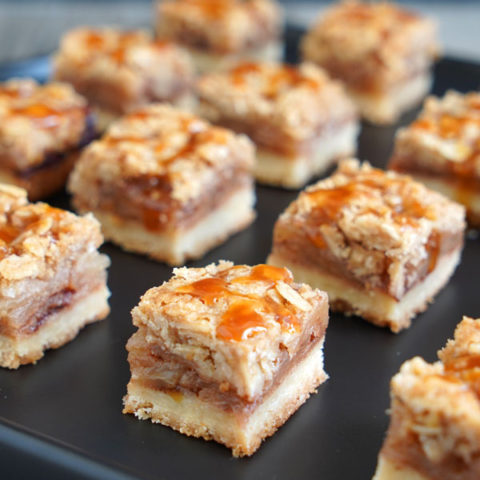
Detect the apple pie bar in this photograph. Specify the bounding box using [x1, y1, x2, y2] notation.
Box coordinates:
[197, 62, 358, 188]
[53, 27, 195, 130]
[68, 104, 256, 265]
[301, 1, 439, 124]
[155, 0, 283, 73]
[123, 261, 329, 456]
[374, 316, 480, 480]
[389, 91, 480, 227]
[0, 78, 95, 200]
[267, 159, 466, 332]
[0, 184, 110, 369]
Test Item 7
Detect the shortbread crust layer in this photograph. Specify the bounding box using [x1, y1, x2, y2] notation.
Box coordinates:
[124, 337, 326, 457]
[0, 285, 109, 369]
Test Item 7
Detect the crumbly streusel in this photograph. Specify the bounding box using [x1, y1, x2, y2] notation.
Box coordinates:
[0, 79, 89, 170]
[0, 184, 104, 287]
[155, 0, 283, 54]
[197, 62, 356, 142]
[388, 317, 480, 465]
[278, 159, 465, 299]
[393, 91, 480, 178]
[302, 0, 438, 89]
[68, 104, 255, 205]
[53, 27, 194, 113]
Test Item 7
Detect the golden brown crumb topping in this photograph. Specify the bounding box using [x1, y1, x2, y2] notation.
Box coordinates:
[302, 1, 438, 89]
[135, 261, 322, 343]
[394, 91, 480, 178]
[0, 184, 105, 284]
[197, 62, 356, 141]
[390, 317, 480, 464]
[55, 28, 171, 68]
[156, 0, 283, 53]
[279, 159, 465, 298]
[0, 79, 89, 169]
[69, 104, 254, 204]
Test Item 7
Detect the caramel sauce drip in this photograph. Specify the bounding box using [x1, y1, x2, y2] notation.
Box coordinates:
[443, 354, 480, 397]
[216, 300, 268, 341]
[0, 205, 64, 260]
[10, 103, 64, 128]
[229, 62, 320, 98]
[181, 0, 236, 18]
[83, 31, 145, 64]
[176, 265, 301, 341]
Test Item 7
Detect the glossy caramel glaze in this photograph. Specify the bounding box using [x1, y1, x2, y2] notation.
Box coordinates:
[177, 264, 302, 341]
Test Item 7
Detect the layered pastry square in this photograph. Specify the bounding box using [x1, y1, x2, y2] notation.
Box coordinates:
[0, 79, 95, 200]
[155, 0, 283, 73]
[374, 316, 480, 480]
[301, 1, 439, 124]
[68, 104, 256, 265]
[197, 62, 359, 188]
[0, 184, 110, 369]
[53, 27, 195, 130]
[390, 91, 480, 227]
[123, 261, 329, 456]
[267, 159, 466, 332]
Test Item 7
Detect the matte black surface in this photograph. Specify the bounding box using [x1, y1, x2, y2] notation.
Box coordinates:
[1, 26, 480, 480]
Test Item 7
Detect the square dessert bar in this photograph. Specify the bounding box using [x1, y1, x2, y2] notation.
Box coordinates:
[68, 104, 256, 265]
[0, 79, 95, 200]
[197, 62, 359, 188]
[301, 1, 439, 124]
[390, 91, 480, 227]
[268, 159, 466, 332]
[155, 0, 283, 73]
[123, 261, 329, 456]
[0, 184, 110, 369]
[53, 28, 195, 130]
[374, 317, 480, 480]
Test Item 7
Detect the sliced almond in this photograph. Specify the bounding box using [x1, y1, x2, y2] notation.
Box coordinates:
[275, 281, 312, 311]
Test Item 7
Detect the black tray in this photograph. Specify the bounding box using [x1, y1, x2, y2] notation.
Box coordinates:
[1, 26, 480, 480]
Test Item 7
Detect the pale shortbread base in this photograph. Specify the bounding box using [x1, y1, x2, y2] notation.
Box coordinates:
[186, 41, 283, 74]
[350, 72, 432, 125]
[0, 285, 110, 369]
[123, 338, 327, 457]
[254, 122, 359, 189]
[402, 173, 480, 227]
[88, 186, 255, 265]
[267, 248, 461, 332]
[373, 456, 429, 480]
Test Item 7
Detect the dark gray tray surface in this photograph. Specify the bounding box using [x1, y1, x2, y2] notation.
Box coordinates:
[1, 26, 480, 480]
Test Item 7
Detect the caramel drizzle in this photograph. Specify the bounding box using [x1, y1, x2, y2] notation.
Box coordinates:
[443, 354, 480, 397]
[83, 31, 165, 65]
[412, 106, 480, 179]
[0, 205, 64, 260]
[176, 265, 300, 342]
[179, 0, 237, 19]
[229, 62, 321, 98]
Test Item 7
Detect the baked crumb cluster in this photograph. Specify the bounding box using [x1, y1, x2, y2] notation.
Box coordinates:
[392, 91, 480, 178]
[68, 104, 254, 216]
[276, 160, 465, 299]
[376, 317, 480, 477]
[155, 0, 283, 54]
[130, 261, 327, 399]
[53, 28, 194, 115]
[0, 184, 103, 284]
[0, 78, 90, 171]
[301, 1, 438, 93]
[197, 62, 356, 150]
